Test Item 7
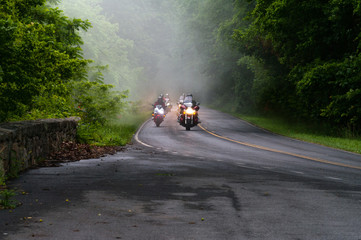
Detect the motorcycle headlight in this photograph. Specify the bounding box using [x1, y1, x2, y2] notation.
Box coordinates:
[185, 107, 195, 115]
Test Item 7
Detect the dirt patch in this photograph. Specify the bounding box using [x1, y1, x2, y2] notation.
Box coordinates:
[40, 141, 125, 167]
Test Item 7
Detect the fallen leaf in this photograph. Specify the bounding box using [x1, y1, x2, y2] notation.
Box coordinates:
[42, 141, 124, 166]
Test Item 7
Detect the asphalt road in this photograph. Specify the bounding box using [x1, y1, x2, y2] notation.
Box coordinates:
[1, 107, 361, 240]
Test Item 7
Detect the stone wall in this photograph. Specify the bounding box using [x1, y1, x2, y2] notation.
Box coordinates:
[0, 118, 79, 180]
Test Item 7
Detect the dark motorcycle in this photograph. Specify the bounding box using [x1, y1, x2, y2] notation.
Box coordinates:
[179, 102, 200, 130]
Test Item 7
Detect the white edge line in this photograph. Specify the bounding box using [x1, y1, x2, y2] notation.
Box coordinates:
[325, 176, 342, 181]
[134, 119, 154, 148]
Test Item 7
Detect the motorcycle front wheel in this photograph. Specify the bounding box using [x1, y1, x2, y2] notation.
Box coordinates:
[186, 118, 192, 130]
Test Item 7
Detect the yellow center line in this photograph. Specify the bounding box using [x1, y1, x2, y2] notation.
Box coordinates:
[198, 124, 361, 170]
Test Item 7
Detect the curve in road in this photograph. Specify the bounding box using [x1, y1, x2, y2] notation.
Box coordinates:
[135, 107, 361, 186]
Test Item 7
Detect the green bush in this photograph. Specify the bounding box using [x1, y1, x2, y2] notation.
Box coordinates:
[76, 103, 150, 146]
[0, 189, 18, 209]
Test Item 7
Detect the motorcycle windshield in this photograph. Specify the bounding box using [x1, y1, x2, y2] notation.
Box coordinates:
[154, 105, 164, 115]
[184, 102, 193, 108]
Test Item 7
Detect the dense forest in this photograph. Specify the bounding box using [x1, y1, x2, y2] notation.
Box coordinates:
[1, 0, 360, 136]
[175, 0, 361, 135]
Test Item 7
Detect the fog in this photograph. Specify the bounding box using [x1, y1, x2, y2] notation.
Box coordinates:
[57, 0, 209, 103]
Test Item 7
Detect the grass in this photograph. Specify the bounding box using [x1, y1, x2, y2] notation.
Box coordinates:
[0, 188, 18, 209]
[77, 111, 150, 146]
[234, 113, 361, 154]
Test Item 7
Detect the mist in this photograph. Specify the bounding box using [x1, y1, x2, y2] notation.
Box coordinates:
[56, 0, 212, 104]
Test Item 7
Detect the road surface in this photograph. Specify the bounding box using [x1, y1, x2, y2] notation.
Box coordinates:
[1, 107, 361, 240]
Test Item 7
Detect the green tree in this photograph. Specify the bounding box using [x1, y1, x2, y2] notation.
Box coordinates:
[234, 0, 361, 132]
[56, 0, 142, 96]
[173, 0, 255, 111]
[0, 0, 90, 121]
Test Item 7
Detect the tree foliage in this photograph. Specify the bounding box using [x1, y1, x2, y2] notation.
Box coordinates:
[236, 0, 361, 131]
[56, 0, 142, 96]
[2, 0, 361, 135]
[176, 0, 361, 134]
[174, 0, 255, 111]
[0, 0, 89, 121]
[0, 0, 128, 125]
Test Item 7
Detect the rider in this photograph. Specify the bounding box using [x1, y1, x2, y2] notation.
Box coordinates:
[153, 94, 166, 120]
[154, 94, 166, 109]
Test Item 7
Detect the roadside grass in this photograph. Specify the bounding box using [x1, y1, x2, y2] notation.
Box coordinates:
[234, 113, 361, 154]
[77, 111, 150, 146]
[0, 188, 18, 209]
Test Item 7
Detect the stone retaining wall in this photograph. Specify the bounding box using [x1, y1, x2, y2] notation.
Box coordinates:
[0, 118, 79, 180]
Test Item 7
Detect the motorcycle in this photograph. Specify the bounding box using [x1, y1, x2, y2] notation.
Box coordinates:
[153, 105, 165, 127]
[179, 102, 200, 130]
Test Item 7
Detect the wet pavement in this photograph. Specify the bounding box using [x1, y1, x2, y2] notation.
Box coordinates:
[1, 108, 361, 239]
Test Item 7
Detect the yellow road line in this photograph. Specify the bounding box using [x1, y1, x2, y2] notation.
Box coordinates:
[198, 124, 361, 170]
